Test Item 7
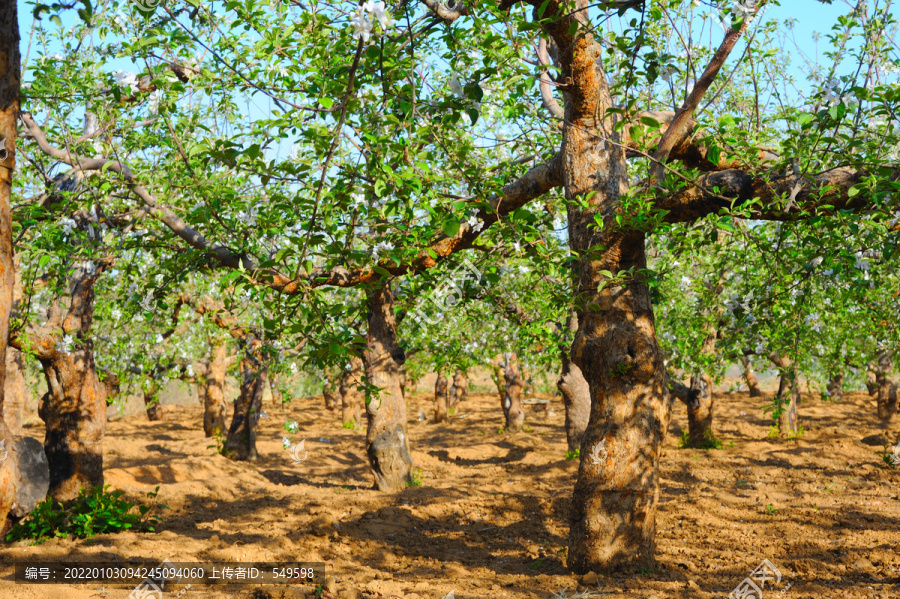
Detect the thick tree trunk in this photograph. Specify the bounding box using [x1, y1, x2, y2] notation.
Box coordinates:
[203, 343, 228, 438]
[434, 370, 449, 423]
[771, 361, 801, 437]
[502, 352, 525, 431]
[826, 372, 843, 401]
[340, 356, 363, 427]
[874, 353, 898, 421]
[362, 285, 413, 492]
[3, 347, 23, 434]
[866, 363, 878, 396]
[223, 340, 265, 461]
[557, 313, 590, 453]
[143, 379, 163, 421]
[686, 373, 714, 446]
[741, 356, 763, 397]
[0, 0, 21, 527]
[449, 369, 468, 407]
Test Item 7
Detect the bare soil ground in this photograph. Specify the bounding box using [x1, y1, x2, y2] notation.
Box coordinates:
[1, 388, 900, 599]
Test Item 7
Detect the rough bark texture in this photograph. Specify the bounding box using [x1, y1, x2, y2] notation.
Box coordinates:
[686, 374, 713, 447]
[874, 353, 898, 421]
[202, 343, 228, 438]
[741, 357, 763, 397]
[3, 347, 23, 434]
[143, 379, 163, 421]
[363, 285, 413, 492]
[449, 369, 468, 407]
[340, 356, 364, 427]
[223, 339, 265, 461]
[558, 315, 590, 453]
[826, 373, 844, 402]
[490, 358, 505, 404]
[434, 370, 449, 423]
[0, 0, 20, 527]
[770, 355, 801, 437]
[502, 353, 525, 432]
[323, 375, 339, 411]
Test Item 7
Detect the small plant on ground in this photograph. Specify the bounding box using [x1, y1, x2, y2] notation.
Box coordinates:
[206, 432, 225, 455]
[342, 420, 357, 430]
[677, 429, 723, 450]
[565, 448, 580, 461]
[406, 469, 424, 487]
[6, 485, 166, 542]
[764, 504, 778, 516]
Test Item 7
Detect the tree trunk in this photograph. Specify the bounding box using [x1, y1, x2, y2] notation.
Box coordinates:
[449, 368, 468, 407]
[362, 285, 413, 492]
[741, 356, 763, 397]
[223, 339, 265, 461]
[771, 360, 801, 437]
[203, 343, 228, 438]
[268, 372, 284, 407]
[340, 356, 363, 427]
[398, 367, 407, 401]
[3, 347, 23, 434]
[434, 370, 448, 423]
[826, 372, 843, 401]
[558, 314, 590, 453]
[490, 357, 505, 403]
[323, 375, 339, 411]
[875, 353, 898, 421]
[685, 373, 714, 447]
[502, 352, 525, 431]
[0, 0, 21, 527]
[143, 379, 163, 421]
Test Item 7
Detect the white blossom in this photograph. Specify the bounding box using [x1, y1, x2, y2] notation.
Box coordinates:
[466, 214, 484, 232]
[148, 89, 163, 114]
[282, 436, 292, 449]
[112, 70, 139, 95]
[449, 72, 464, 98]
[350, 7, 373, 42]
[56, 334, 74, 354]
[59, 217, 77, 236]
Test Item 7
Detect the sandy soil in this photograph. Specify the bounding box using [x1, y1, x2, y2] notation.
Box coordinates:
[1, 388, 899, 599]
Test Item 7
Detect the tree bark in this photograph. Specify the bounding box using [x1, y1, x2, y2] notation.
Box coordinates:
[143, 378, 163, 421]
[874, 353, 898, 421]
[490, 357, 505, 403]
[3, 347, 23, 434]
[502, 352, 525, 431]
[223, 338, 266, 461]
[741, 356, 763, 397]
[362, 285, 413, 491]
[340, 356, 363, 427]
[685, 373, 714, 447]
[557, 314, 590, 453]
[434, 369, 449, 423]
[449, 368, 468, 407]
[0, 0, 20, 527]
[826, 372, 843, 402]
[323, 374, 339, 411]
[202, 343, 228, 438]
[770, 355, 801, 436]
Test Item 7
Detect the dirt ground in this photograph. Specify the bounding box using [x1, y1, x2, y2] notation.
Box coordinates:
[1, 387, 900, 599]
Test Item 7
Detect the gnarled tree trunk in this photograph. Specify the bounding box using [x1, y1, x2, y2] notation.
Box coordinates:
[323, 375, 339, 411]
[770, 354, 801, 437]
[223, 338, 266, 461]
[363, 285, 413, 491]
[741, 356, 763, 397]
[557, 314, 590, 453]
[340, 356, 363, 427]
[202, 343, 228, 437]
[434, 369, 448, 423]
[826, 372, 843, 402]
[449, 368, 468, 407]
[874, 353, 898, 421]
[502, 352, 525, 431]
[0, 0, 21, 527]
[143, 378, 163, 421]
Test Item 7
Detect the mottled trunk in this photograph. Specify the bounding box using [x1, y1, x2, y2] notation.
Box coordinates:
[322, 376, 339, 411]
[363, 285, 413, 492]
[875, 353, 898, 421]
[741, 356, 763, 397]
[3, 347, 23, 434]
[557, 313, 590, 453]
[772, 359, 800, 437]
[434, 370, 449, 423]
[203, 344, 228, 438]
[340, 356, 363, 427]
[490, 358, 505, 403]
[0, 0, 20, 526]
[502, 353, 525, 431]
[223, 340, 265, 461]
[866, 364, 878, 396]
[449, 369, 468, 407]
[826, 372, 843, 402]
[686, 373, 714, 447]
[143, 379, 163, 421]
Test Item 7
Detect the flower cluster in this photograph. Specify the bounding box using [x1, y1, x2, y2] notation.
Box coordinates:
[350, 1, 394, 43]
